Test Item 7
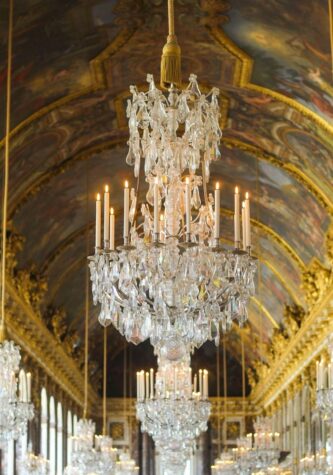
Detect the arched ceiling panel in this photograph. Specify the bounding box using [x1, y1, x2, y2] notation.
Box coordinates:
[223, 0, 333, 124]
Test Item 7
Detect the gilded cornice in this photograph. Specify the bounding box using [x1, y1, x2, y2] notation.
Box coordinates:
[250, 284, 333, 408]
[5, 277, 100, 412]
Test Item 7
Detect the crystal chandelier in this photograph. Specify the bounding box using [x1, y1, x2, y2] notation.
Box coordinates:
[64, 419, 117, 475]
[0, 0, 34, 445]
[0, 340, 34, 444]
[211, 452, 237, 474]
[136, 353, 210, 474]
[316, 347, 333, 421]
[234, 418, 281, 473]
[20, 448, 49, 475]
[115, 452, 139, 474]
[89, 0, 256, 353]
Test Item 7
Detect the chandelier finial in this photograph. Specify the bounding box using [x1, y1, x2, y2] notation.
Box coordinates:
[160, 0, 182, 89]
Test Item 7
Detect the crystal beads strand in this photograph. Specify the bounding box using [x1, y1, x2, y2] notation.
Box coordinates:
[0, 341, 34, 444]
[89, 74, 256, 351]
[136, 352, 211, 474]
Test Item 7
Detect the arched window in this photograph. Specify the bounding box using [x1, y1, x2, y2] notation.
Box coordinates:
[41, 388, 48, 459]
[57, 402, 63, 475]
[49, 396, 56, 475]
[67, 411, 73, 466]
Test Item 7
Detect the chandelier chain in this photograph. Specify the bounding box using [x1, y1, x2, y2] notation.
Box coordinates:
[1, 0, 14, 339]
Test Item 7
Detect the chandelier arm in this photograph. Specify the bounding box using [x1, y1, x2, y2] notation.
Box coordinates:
[0, 0, 14, 341]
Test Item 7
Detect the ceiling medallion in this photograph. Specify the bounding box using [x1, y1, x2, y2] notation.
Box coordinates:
[89, 0, 256, 355]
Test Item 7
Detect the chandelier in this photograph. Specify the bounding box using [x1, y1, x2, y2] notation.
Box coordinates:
[20, 448, 49, 475]
[136, 353, 210, 474]
[0, 340, 34, 444]
[64, 419, 117, 475]
[115, 452, 139, 474]
[211, 452, 237, 474]
[0, 0, 34, 445]
[316, 348, 333, 421]
[234, 418, 281, 474]
[88, 0, 256, 353]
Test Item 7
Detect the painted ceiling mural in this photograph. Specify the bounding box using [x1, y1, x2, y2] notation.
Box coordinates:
[0, 0, 332, 396]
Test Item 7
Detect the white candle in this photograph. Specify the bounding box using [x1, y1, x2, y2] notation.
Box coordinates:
[214, 182, 221, 240]
[242, 202, 246, 251]
[110, 208, 115, 251]
[160, 214, 165, 242]
[141, 371, 145, 399]
[244, 192, 251, 248]
[154, 178, 159, 236]
[150, 368, 154, 399]
[185, 177, 191, 236]
[189, 368, 192, 396]
[234, 186, 240, 245]
[203, 370, 208, 399]
[145, 372, 149, 400]
[104, 185, 110, 247]
[123, 181, 130, 240]
[27, 372, 31, 402]
[136, 372, 140, 400]
[95, 194, 102, 248]
[193, 374, 198, 394]
[199, 369, 203, 397]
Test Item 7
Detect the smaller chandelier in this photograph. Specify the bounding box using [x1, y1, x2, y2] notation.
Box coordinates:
[115, 452, 139, 474]
[136, 354, 210, 474]
[0, 340, 34, 444]
[64, 419, 117, 475]
[20, 449, 49, 475]
[316, 356, 333, 421]
[211, 452, 237, 474]
[234, 418, 280, 473]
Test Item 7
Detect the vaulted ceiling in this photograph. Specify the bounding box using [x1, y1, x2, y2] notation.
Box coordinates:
[1, 0, 332, 397]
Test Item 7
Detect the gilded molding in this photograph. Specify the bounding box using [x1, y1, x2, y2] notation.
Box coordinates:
[250, 285, 333, 408]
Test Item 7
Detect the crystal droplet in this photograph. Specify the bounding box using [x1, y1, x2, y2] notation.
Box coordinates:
[134, 155, 140, 177]
[205, 159, 210, 182]
[126, 145, 135, 166]
[192, 186, 201, 209]
[129, 195, 137, 223]
[146, 182, 154, 206]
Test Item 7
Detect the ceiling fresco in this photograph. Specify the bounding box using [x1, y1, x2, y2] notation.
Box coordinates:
[1, 0, 332, 396]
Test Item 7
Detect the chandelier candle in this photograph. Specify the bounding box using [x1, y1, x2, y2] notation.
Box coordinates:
[234, 187, 240, 247]
[245, 192, 251, 248]
[104, 186, 110, 248]
[110, 208, 115, 251]
[185, 177, 191, 239]
[154, 178, 159, 237]
[214, 182, 221, 241]
[242, 202, 246, 251]
[123, 181, 129, 242]
[95, 194, 101, 248]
